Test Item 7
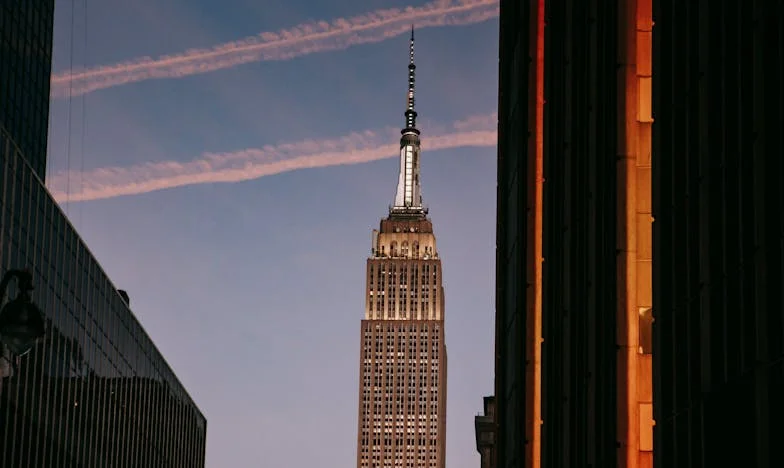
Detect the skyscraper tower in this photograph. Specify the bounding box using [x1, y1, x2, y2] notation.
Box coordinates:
[355, 27, 447, 468]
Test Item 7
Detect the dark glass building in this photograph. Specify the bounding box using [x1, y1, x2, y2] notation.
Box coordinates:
[1, 1, 207, 465]
[0, 0, 55, 179]
[0, 128, 207, 466]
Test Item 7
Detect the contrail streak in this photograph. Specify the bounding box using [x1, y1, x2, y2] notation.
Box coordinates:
[46, 113, 497, 203]
[51, 0, 499, 98]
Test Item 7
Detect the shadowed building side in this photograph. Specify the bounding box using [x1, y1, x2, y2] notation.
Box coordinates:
[495, 1, 542, 468]
[540, 0, 620, 466]
[652, 1, 784, 467]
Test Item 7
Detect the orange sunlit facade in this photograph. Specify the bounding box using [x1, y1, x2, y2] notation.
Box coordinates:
[496, 1, 653, 467]
[617, 0, 653, 467]
[524, 1, 544, 467]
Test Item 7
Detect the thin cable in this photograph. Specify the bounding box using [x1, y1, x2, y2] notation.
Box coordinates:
[78, 0, 88, 229]
[64, 0, 77, 216]
[45, 130, 52, 183]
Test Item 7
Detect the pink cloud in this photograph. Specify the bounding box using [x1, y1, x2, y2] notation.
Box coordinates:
[50, 0, 499, 98]
[46, 113, 498, 202]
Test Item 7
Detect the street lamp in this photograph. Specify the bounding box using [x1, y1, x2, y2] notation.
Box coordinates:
[0, 269, 46, 356]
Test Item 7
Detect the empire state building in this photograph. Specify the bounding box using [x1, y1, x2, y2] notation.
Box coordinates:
[355, 29, 447, 468]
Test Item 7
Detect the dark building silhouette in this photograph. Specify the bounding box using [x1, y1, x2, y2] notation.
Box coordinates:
[0, 2, 207, 465]
[495, 0, 541, 466]
[496, 1, 783, 468]
[474, 396, 495, 468]
[652, 1, 784, 467]
[539, 0, 626, 466]
[0, 0, 55, 179]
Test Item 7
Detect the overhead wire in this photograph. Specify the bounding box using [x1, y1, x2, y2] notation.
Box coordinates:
[78, 0, 88, 229]
[64, 0, 77, 217]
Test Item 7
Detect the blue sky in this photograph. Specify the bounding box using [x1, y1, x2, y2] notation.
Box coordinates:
[47, 0, 498, 466]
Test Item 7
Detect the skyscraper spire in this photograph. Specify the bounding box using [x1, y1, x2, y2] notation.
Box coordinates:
[392, 25, 425, 216]
[405, 25, 418, 131]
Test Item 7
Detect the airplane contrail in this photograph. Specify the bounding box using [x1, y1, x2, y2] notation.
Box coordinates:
[46, 113, 497, 203]
[51, 0, 499, 98]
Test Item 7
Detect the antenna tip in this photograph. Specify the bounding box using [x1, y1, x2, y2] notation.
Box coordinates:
[411, 24, 415, 40]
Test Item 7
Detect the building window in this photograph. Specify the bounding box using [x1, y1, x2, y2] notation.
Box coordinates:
[639, 307, 653, 354]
